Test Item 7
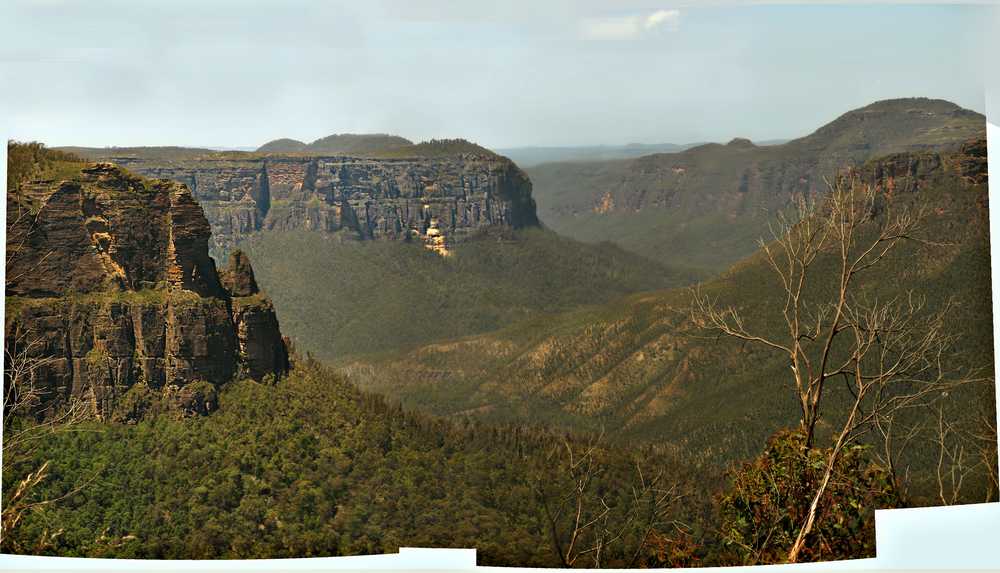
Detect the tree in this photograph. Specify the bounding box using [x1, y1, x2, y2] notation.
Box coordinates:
[531, 432, 683, 568]
[3, 142, 90, 549]
[718, 429, 897, 564]
[928, 383, 999, 505]
[2, 323, 90, 549]
[692, 173, 983, 562]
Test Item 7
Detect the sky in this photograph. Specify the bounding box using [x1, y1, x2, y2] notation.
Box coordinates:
[0, 1, 992, 149]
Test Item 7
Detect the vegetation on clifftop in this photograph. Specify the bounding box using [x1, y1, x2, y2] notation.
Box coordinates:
[7, 141, 86, 192]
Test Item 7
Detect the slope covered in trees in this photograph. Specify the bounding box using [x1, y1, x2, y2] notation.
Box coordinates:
[3, 360, 720, 565]
[239, 227, 702, 359]
[343, 140, 996, 504]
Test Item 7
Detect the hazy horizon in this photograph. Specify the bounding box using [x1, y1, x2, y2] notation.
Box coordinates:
[0, 1, 990, 150]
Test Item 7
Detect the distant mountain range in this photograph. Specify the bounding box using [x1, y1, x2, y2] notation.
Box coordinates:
[256, 133, 414, 154]
[497, 140, 790, 168]
[526, 97, 986, 272]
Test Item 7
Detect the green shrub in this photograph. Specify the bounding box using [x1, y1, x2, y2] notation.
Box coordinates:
[111, 383, 159, 424]
[718, 429, 898, 564]
[7, 141, 84, 191]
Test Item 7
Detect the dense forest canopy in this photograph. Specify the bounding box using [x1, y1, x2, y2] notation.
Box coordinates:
[3, 113, 996, 566]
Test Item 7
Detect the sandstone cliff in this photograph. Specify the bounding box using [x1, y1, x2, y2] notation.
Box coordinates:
[851, 137, 988, 193]
[105, 152, 538, 258]
[5, 163, 289, 419]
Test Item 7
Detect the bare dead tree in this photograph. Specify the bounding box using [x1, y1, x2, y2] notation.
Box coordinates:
[870, 410, 923, 505]
[532, 432, 683, 568]
[968, 406, 999, 502]
[931, 403, 978, 506]
[585, 462, 684, 568]
[693, 175, 930, 448]
[925, 385, 999, 505]
[691, 175, 983, 562]
[533, 433, 605, 568]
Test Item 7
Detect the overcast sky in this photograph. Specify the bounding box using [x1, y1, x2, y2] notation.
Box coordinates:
[0, 1, 991, 149]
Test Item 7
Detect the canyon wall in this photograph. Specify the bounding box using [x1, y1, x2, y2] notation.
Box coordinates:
[6, 163, 289, 419]
[108, 153, 538, 257]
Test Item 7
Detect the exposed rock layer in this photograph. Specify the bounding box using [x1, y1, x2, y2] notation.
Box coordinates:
[106, 153, 538, 257]
[847, 138, 989, 194]
[5, 164, 289, 418]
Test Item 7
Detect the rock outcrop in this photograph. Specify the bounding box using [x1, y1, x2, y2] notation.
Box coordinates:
[846, 137, 988, 194]
[5, 163, 289, 419]
[219, 250, 259, 297]
[107, 152, 539, 258]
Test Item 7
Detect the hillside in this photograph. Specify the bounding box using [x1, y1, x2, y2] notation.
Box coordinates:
[3, 360, 715, 564]
[499, 141, 791, 168]
[341, 140, 995, 489]
[256, 138, 308, 153]
[239, 227, 702, 359]
[529, 98, 986, 272]
[8, 138, 992, 565]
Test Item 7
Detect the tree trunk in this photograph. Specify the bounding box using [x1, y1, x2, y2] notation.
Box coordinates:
[788, 402, 859, 562]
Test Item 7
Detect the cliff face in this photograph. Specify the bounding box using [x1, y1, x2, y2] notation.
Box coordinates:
[846, 138, 989, 194]
[108, 153, 538, 257]
[6, 164, 289, 419]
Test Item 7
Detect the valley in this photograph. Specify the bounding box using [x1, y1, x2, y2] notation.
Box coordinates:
[5, 97, 996, 566]
[237, 227, 697, 358]
[6, 0, 998, 566]
[342, 138, 994, 482]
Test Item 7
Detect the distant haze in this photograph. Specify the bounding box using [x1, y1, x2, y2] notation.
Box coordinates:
[0, 1, 989, 149]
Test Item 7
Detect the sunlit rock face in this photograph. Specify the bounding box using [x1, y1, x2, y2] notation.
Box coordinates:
[5, 164, 289, 419]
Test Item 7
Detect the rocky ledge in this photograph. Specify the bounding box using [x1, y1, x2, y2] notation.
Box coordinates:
[844, 137, 988, 194]
[5, 163, 289, 420]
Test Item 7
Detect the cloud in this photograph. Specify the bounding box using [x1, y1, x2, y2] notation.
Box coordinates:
[644, 9, 680, 31]
[581, 8, 680, 40]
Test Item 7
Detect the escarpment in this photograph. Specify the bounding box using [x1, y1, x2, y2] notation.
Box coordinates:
[5, 163, 289, 419]
[842, 137, 988, 194]
[107, 152, 539, 258]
